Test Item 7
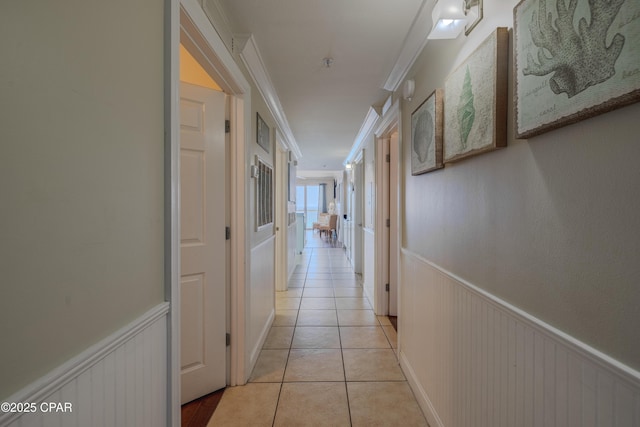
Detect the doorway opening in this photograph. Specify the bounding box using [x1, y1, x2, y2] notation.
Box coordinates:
[296, 184, 321, 230]
[178, 41, 229, 405]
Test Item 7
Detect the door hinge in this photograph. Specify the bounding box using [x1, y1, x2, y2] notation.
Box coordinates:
[226, 333, 231, 346]
[386, 154, 390, 162]
[225, 120, 231, 133]
[225, 226, 231, 240]
[385, 283, 390, 292]
[386, 218, 390, 227]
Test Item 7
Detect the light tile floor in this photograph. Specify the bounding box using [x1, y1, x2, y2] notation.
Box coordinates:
[208, 244, 427, 427]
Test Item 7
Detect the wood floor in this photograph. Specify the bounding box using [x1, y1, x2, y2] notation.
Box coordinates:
[181, 388, 225, 427]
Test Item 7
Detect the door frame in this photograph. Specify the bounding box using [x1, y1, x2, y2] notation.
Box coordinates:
[373, 101, 401, 316]
[352, 156, 364, 274]
[274, 131, 288, 292]
[166, 0, 251, 423]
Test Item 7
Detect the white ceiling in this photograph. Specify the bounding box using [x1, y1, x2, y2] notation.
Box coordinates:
[214, 0, 427, 171]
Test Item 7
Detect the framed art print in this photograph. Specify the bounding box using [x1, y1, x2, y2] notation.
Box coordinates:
[411, 89, 444, 175]
[256, 112, 270, 153]
[444, 27, 508, 163]
[514, 0, 640, 138]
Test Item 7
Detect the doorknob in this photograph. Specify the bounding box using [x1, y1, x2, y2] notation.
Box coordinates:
[276, 227, 280, 231]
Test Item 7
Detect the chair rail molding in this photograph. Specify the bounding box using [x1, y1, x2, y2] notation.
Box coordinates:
[399, 248, 640, 427]
[0, 303, 170, 427]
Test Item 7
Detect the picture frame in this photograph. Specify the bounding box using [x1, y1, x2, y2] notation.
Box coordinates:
[254, 155, 273, 230]
[256, 112, 270, 153]
[464, 0, 483, 36]
[514, 0, 640, 139]
[444, 27, 508, 163]
[411, 89, 444, 175]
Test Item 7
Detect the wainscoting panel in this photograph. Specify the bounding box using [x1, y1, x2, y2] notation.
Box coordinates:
[1, 304, 169, 427]
[248, 236, 276, 375]
[400, 249, 640, 427]
[287, 221, 297, 280]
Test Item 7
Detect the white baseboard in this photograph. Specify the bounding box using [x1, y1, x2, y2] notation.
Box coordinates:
[399, 350, 445, 427]
[248, 308, 275, 382]
[1, 303, 169, 427]
[400, 248, 640, 427]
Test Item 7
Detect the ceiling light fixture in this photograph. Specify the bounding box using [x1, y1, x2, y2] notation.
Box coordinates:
[428, 0, 467, 40]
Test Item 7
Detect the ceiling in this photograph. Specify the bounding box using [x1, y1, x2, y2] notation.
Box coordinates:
[213, 0, 428, 172]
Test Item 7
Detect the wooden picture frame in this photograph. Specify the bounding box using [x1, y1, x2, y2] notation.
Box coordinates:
[514, 0, 640, 139]
[256, 112, 270, 153]
[444, 27, 508, 163]
[411, 89, 444, 175]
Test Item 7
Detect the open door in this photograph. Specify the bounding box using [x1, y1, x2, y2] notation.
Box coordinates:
[180, 82, 227, 403]
[374, 103, 400, 317]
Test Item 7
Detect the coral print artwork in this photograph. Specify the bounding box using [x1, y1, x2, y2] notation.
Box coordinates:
[514, 0, 640, 138]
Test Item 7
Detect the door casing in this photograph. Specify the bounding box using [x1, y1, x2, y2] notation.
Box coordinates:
[373, 101, 401, 317]
[166, 0, 252, 423]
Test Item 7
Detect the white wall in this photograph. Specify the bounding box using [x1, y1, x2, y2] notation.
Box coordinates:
[0, 0, 165, 400]
[1, 305, 169, 427]
[398, 0, 640, 423]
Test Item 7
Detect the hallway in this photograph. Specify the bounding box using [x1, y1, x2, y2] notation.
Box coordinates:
[207, 241, 427, 426]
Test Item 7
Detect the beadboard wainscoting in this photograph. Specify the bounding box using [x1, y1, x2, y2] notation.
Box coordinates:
[248, 236, 276, 377]
[1, 303, 169, 427]
[287, 221, 297, 280]
[400, 249, 640, 427]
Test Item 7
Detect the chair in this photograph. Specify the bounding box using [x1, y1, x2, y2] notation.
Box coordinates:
[312, 213, 330, 233]
[318, 214, 338, 239]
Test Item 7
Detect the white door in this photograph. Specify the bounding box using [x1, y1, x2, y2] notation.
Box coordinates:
[389, 132, 399, 316]
[180, 82, 227, 404]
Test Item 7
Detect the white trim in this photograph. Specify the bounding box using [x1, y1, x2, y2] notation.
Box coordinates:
[374, 137, 389, 315]
[164, 0, 180, 423]
[0, 303, 170, 426]
[382, 0, 434, 92]
[400, 247, 640, 425]
[374, 101, 401, 138]
[400, 247, 640, 386]
[372, 101, 401, 317]
[234, 34, 303, 161]
[399, 351, 445, 427]
[180, 1, 248, 91]
[344, 106, 381, 166]
[229, 95, 249, 386]
[250, 310, 276, 375]
[178, 0, 252, 389]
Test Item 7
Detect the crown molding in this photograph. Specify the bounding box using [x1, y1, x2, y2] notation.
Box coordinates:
[382, 0, 434, 92]
[344, 106, 381, 166]
[233, 34, 303, 160]
[375, 100, 400, 137]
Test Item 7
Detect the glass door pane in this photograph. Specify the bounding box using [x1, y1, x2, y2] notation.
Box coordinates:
[305, 185, 319, 229]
